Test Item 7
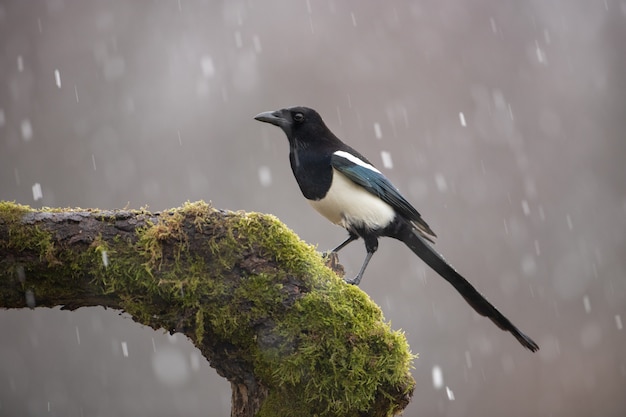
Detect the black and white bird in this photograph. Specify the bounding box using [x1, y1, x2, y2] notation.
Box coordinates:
[254, 106, 539, 352]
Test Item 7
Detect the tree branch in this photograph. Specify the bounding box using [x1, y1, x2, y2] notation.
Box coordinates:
[0, 201, 414, 417]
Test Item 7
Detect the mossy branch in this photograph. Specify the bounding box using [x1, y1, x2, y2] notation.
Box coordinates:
[0, 201, 415, 417]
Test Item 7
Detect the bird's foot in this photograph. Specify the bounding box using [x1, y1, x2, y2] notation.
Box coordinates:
[343, 277, 359, 285]
[322, 251, 344, 278]
[343, 274, 362, 286]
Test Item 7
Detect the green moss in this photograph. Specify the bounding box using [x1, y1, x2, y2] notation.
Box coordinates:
[137, 203, 416, 416]
[178, 207, 415, 416]
[255, 285, 415, 417]
[125, 202, 415, 416]
[1, 200, 415, 415]
[216, 210, 334, 283]
[0, 202, 57, 265]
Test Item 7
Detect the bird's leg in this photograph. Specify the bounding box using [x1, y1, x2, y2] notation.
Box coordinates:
[345, 236, 378, 285]
[331, 232, 359, 253]
[323, 233, 359, 259]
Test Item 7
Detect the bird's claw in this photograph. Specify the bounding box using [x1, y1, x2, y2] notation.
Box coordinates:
[323, 251, 344, 277]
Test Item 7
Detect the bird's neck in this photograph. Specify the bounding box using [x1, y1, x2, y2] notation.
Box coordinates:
[289, 144, 333, 201]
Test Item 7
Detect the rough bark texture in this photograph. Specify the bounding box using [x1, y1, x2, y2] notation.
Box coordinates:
[0, 201, 415, 417]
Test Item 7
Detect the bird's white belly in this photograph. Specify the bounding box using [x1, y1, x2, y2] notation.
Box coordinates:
[308, 169, 396, 231]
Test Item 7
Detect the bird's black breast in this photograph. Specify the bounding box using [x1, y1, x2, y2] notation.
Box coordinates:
[289, 147, 333, 201]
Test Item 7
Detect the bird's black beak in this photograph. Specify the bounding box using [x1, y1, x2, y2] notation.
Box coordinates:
[254, 110, 287, 127]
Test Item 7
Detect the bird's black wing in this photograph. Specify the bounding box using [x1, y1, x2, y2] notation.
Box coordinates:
[331, 150, 436, 240]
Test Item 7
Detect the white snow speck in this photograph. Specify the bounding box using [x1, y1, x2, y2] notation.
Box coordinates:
[252, 34, 262, 53]
[21, 119, 33, 141]
[459, 112, 466, 127]
[200, 55, 215, 78]
[101, 250, 109, 267]
[54, 69, 61, 88]
[0, 108, 5, 127]
[434, 173, 447, 192]
[32, 183, 43, 201]
[17, 265, 26, 283]
[615, 315, 623, 330]
[401, 106, 409, 128]
[582, 295, 591, 313]
[566, 214, 573, 230]
[432, 365, 444, 390]
[373, 122, 382, 139]
[350, 12, 357, 27]
[446, 386, 455, 401]
[380, 151, 393, 169]
[121, 341, 129, 357]
[17, 55, 24, 72]
[521, 199, 530, 216]
[535, 41, 547, 64]
[534, 239, 541, 256]
[75, 326, 81, 345]
[25, 289, 36, 308]
[74, 85, 79, 102]
[258, 166, 272, 187]
[464, 351, 472, 368]
[336, 107, 342, 125]
[91, 154, 97, 170]
[492, 89, 506, 109]
[489, 17, 497, 33]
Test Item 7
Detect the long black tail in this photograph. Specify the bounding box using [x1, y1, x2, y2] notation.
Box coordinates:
[392, 220, 539, 352]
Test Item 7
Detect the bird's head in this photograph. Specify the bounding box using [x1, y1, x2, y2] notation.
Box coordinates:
[254, 106, 332, 145]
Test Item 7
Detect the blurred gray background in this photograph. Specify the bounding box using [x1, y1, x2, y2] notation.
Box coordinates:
[1, 1, 625, 416]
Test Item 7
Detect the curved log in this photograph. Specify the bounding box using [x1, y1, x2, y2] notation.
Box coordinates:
[0, 201, 414, 417]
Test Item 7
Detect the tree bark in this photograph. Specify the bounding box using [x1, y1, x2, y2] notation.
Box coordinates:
[0, 201, 414, 417]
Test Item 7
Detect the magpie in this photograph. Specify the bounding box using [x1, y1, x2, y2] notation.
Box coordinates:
[254, 106, 539, 352]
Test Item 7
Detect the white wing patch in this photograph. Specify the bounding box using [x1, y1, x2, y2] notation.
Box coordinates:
[333, 150, 381, 174]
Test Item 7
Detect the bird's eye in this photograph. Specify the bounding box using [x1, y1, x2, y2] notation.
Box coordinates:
[293, 113, 305, 122]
